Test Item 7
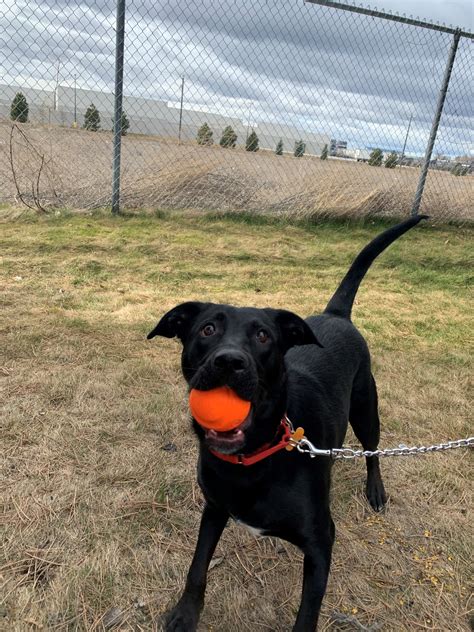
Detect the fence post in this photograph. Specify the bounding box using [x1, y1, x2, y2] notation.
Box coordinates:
[111, 0, 126, 215]
[411, 29, 461, 216]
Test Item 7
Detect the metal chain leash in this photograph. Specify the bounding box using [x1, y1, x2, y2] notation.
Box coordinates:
[290, 436, 474, 460]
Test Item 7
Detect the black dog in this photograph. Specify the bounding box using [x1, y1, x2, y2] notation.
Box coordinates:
[148, 216, 427, 631]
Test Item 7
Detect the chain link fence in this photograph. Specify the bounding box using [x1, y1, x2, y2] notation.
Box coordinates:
[0, 0, 472, 221]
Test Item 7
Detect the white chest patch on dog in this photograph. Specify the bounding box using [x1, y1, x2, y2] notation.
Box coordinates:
[234, 519, 265, 537]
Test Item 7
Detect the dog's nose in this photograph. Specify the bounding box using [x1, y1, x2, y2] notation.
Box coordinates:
[213, 350, 249, 372]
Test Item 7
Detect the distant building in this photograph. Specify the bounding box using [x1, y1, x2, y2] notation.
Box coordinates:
[329, 139, 347, 156]
[0, 82, 329, 154]
[353, 149, 371, 162]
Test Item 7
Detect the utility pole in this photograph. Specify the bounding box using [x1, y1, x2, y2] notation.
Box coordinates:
[53, 58, 62, 111]
[400, 113, 412, 163]
[245, 102, 252, 142]
[178, 75, 185, 144]
[73, 74, 77, 128]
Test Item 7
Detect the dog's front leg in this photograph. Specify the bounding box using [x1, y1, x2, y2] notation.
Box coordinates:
[164, 503, 228, 632]
[292, 529, 334, 631]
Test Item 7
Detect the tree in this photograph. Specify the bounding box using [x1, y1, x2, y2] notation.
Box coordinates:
[196, 123, 213, 146]
[384, 152, 398, 168]
[368, 148, 383, 166]
[219, 126, 237, 148]
[120, 110, 130, 136]
[320, 144, 328, 160]
[294, 139, 305, 158]
[275, 139, 283, 156]
[245, 130, 259, 152]
[83, 104, 101, 131]
[10, 92, 29, 123]
[451, 163, 469, 176]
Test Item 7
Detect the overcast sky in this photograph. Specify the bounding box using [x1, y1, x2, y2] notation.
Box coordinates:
[1, 0, 472, 156]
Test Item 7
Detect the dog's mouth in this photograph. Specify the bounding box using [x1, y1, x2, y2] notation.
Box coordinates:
[203, 410, 252, 454]
[189, 361, 258, 403]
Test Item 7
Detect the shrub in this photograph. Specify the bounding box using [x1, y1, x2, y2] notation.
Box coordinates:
[120, 111, 130, 136]
[384, 152, 398, 168]
[197, 123, 213, 146]
[320, 144, 328, 160]
[245, 130, 259, 152]
[368, 148, 383, 166]
[84, 104, 101, 131]
[451, 163, 469, 176]
[275, 139, 283, 155]
[219, 126, 237, 148]
[112, 111, 130, 135]
[10, 92, 29, 123]
[294, 139, 305, 158]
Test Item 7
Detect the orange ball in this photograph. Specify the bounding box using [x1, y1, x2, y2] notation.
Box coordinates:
[189, 386, 251, 431]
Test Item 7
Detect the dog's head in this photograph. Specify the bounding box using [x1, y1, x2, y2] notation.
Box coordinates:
[148, 302, 321, 454]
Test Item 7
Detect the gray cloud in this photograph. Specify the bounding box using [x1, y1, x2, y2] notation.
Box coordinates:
[1, 0, 472, 155]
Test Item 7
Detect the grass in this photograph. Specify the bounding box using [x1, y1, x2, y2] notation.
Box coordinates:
[1, 120, 473, 222]
[1, 209, 473, 631]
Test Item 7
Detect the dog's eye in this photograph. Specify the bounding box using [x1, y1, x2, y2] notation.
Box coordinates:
[200, 323, 216, 337]
[256, 329, 269, 344]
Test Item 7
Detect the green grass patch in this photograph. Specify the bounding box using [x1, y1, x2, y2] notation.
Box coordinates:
[1, 209, 472, 632]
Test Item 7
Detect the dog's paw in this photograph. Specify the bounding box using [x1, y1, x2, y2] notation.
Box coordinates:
[163, 601, 200, 632]
[366, 477, 387, 512]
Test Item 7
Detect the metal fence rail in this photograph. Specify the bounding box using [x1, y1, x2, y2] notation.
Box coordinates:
[0, 0, 472, 221]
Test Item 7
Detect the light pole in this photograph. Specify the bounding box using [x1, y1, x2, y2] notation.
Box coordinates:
[400, 113, 412, 163]
[178, 75, 185, 144]
[53, 58, 61, 111]
[245, 102, 252, 142]
[73, 75, 77, 127]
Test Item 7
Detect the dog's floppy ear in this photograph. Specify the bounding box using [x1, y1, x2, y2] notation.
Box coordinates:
[266, 308, 323, 352]
[147, 302, 207, 341]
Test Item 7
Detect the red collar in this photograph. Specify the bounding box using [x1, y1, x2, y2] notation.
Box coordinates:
[209, 417, 293, 466]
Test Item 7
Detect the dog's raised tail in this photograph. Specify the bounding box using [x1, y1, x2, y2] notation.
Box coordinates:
[324, 215, 429, 319]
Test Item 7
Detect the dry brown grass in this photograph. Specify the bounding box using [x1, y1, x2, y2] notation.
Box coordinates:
[0, 120, 472, 222]
[1, 211, 473, 631]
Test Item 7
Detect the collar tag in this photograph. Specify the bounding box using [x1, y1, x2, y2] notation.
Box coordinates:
[286, 427, 305, 451]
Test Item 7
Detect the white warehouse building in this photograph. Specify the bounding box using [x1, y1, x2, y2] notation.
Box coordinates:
[1, 83, 330, 155]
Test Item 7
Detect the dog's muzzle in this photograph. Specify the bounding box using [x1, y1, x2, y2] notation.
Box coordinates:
[190, 348, 258, 401]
